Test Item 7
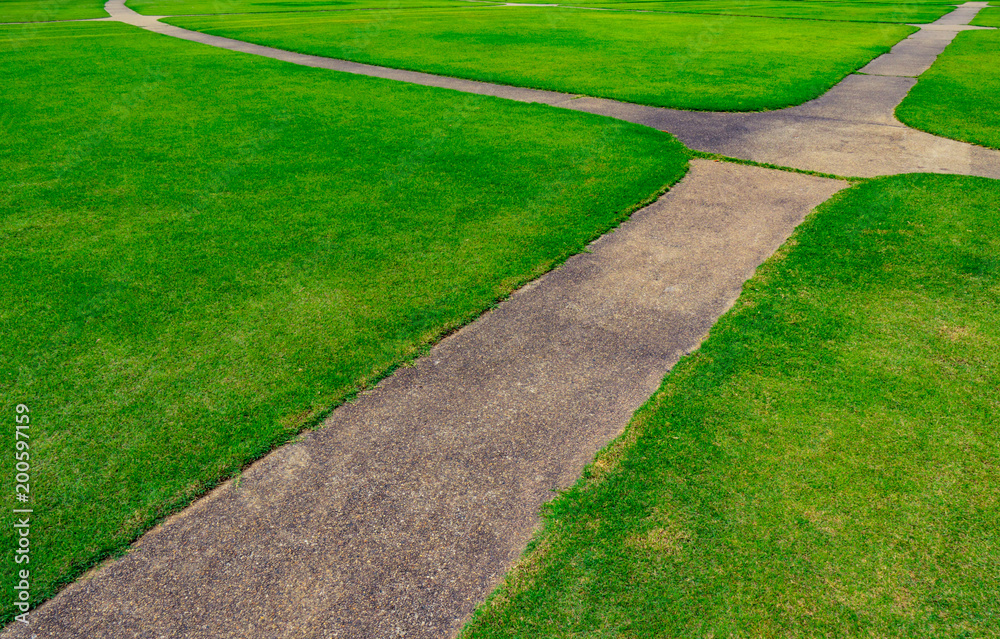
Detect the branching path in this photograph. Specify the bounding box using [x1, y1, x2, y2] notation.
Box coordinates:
[98, 0, 1000, 178]
[4, 3, 998, 638]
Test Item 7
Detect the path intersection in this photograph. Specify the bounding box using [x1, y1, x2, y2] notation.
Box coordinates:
[3, 2, 997, 637]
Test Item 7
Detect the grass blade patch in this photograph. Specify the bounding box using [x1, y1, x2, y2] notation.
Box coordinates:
[0, 20, 687, 622]
[462, 173, 1000, 638]
[166, 7, 915, 111]
[896, 26, 1000, 150]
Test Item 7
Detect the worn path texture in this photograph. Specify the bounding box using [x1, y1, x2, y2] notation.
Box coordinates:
[4, 163, 846, 638]
[4, 2, 999, 638]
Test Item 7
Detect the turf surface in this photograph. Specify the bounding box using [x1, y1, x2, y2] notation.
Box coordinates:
[0, 0, 107, 22]
[971, 5, 1000, 26]
[579, 1, 952, 24]
[896, 28, 1000, 149]
[166, 7, 915, 111]
[0, 20, 688, 623]
[126, 0, 476, 16]
[127, 0, 954, 24]
[461, 173, 1000, 638]
[490, 0, 957, 4]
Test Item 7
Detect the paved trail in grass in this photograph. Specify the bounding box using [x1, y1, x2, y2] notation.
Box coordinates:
[4, 2, 997, 638]
[18, 0, 996, 176]
[90, 0, 1000, 178]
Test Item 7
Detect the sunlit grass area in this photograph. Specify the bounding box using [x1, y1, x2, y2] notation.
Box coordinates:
[0, 0, 107, 22]
[462, 173, 1000, 638]
[0, 20, 689, 622]
[167, 6, 915, 110]
[897, 27, 1000, 149]
[569, 0, 952, 24]
[126, 0, 475, 16]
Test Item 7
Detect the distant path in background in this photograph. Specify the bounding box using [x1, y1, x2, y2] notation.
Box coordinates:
[2, 160, 847, 639]
[90, 0, 1000, 178]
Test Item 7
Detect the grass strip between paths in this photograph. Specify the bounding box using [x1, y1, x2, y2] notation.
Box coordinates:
[896, 27, 1000, 150]
[0, 20, 688, 623]
[127, 0, 954, 24]
[971, 6, 1000, 26]
[165, 7, 916, 111]
[126, 0, 480, 17]
[462, 173, 1000, 638]
[535, 0, 961, 4]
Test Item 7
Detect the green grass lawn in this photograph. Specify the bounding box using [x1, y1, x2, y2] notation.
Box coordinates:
[896, 29, 1000, 150]
[972, 6, 1000, 26]
[126, 0, 478, 17]
[493, 0, 959, 5]
[461, 173, 1000, 638]
[0, 0, 107, 22]
[578, 1, 953, 24]
[166, 7, 915, 111]
[0, 20, 688, 623]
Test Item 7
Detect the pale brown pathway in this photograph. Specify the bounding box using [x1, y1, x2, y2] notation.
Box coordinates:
[4, 2, 998, 638]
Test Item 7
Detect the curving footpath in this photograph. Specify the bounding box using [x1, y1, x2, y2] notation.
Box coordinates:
[4, 2, 999, 638]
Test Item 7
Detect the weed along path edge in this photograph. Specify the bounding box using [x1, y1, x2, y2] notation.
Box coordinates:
[97, 0, 1000, 179]
[2, 161, 847, 639]
[3, 2, 997, 637]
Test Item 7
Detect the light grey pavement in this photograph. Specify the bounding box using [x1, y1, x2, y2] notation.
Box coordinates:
[563, 2, 1000, 177]
[96, 0, 1000, 179]
[5, 2, 998, 637]
[3, 161, 846, 639]
[565, 74, 1000, 178]
[0, 16, 113, 23]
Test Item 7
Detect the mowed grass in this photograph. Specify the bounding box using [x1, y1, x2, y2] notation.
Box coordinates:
[167, 7, 915, 111]
[0, 21, 688, 622]
[0, 0, 107, 22]
[578, 1, 953, 24]
[461, 173, 1000, 638]
[972, 5, 1000, 25]
[896, 28, 1000, 149]
[127, 0, 477, 17]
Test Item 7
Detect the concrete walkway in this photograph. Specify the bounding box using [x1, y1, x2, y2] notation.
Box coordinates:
[24, 1, 994, 179]
[568, 3, 1000, 177]
[4, 2, 997, 638]
[95, 0, 1000, 179]
[4, 162, 846, 639]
